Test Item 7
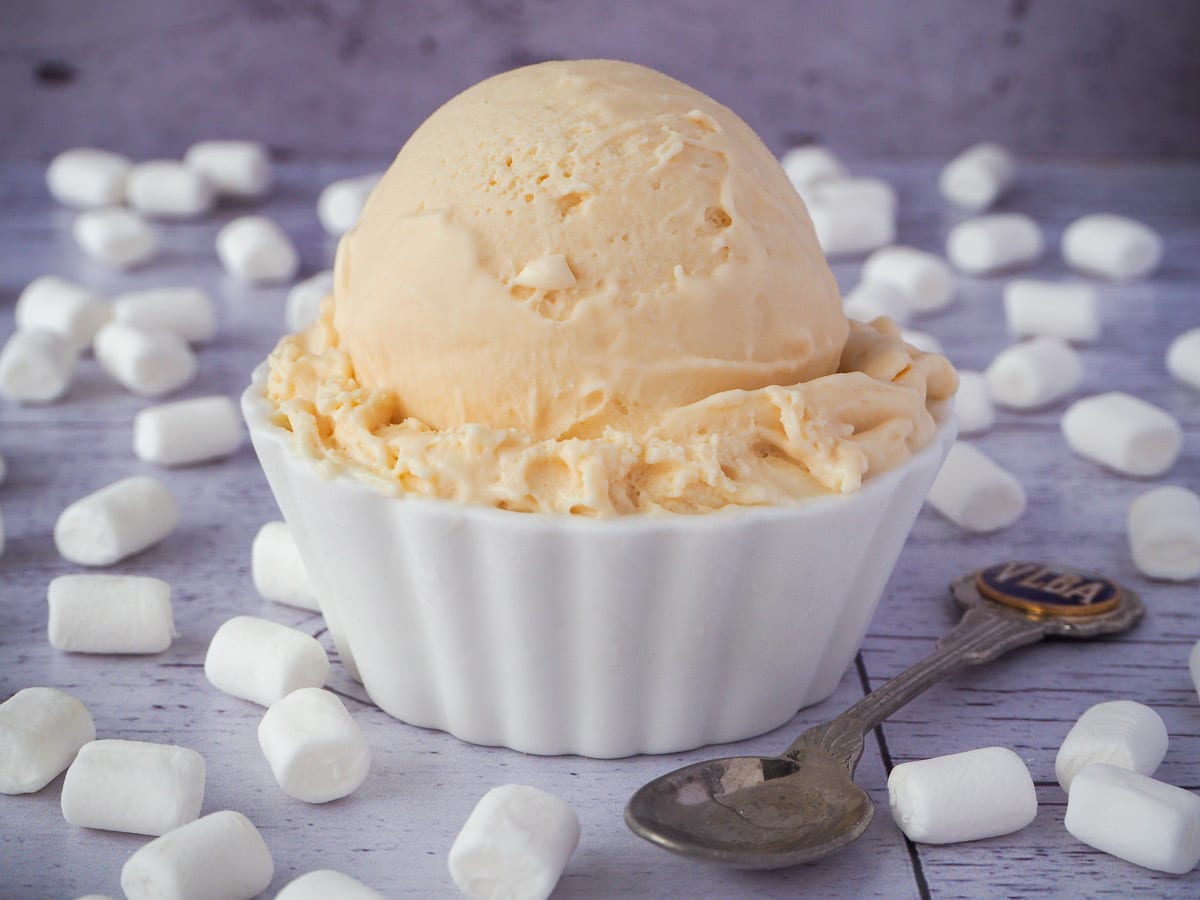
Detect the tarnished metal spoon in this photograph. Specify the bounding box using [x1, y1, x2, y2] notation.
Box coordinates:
[625, 561, 1143, 869]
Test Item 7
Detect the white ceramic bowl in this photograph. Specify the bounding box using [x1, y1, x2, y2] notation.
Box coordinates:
[244, 366, 955, 758]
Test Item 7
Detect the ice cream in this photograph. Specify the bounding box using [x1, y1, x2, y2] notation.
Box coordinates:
[267, 59, 956, 515]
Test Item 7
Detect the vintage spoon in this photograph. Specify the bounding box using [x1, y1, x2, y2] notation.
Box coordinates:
[625, 561, 1144, 869]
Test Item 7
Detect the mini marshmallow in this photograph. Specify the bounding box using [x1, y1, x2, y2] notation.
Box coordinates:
[861, 246, 955, 314]
[779, 145, 845, 201]
[1128, 486, 1200, 581]
[0, 687, 95, 794]
[47, 148, 132, 208]
[94, 322, 197, 398]
[73, 207, 159, 269]
[55, 475, 179, 566]
[0, 329, 77, 403]
[449, 785, 580, 900]
[252, 521, 320, 611]
[276, 870, 384, 900]
[318, 173, 384, 237]
[1056, 701, 1168, 792]
[843, 281, 914, 325]
[1065, 764, 1200, 874]
[112, 287, 217, 344]
[48, 574, 175, 654]
[808, 195, 896, 257]
[205, 616, 329, 707]
[888, 747, 1037, 844]
[946, 213, 1044, 275]
[954, 371, 995, 436]
[258, 688, 370, 803]
[1166, 327, 1200, 391]
[62, 739, 205, 836]
[15, 275, 110, 353]
[809, 176, 898, 216]
[1002, 279, 1100, 344]
[985, 337, 1084, 410]
[134, 396, 242, 467]
[184, 140, 272, 199]
[286, 270, 334, 332]
[126, 161, 216, 219]
[216, 215, 299, 283]
[1062, 213, 1163, 281]
[938, 143, 1016, 211]
[900, 329, 942, 355]
[926, 441, 1026, 532]
[1061, 392, 1182, 477]
[121, 810, 274, 900]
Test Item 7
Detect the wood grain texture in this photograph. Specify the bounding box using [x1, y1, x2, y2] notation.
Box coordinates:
[0, 159, 1197, 898]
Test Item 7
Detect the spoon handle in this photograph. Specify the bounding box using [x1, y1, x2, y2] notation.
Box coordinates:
[785, 604, 1046, 764]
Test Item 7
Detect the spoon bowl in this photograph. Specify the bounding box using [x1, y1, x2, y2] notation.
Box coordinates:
[625, 747, 874, 868]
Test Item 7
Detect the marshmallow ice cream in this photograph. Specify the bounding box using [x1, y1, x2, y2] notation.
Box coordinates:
[266, 59, 955, 515]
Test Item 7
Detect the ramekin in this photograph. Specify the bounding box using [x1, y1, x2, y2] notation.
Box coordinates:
[243, 365, 955, 758]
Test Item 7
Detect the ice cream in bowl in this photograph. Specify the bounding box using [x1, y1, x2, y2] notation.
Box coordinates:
[242, 59, 957, 758]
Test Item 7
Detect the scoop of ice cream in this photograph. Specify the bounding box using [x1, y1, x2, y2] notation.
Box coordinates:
[334, 58, 847, 441]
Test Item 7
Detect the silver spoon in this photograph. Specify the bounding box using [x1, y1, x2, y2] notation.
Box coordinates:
[625, 561, 1144, 869]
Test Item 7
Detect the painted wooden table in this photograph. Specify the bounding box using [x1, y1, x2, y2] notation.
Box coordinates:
[1, 160, 1197, 899]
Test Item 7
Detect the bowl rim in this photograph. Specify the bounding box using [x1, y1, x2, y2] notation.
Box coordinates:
[242, 362, 956, 534]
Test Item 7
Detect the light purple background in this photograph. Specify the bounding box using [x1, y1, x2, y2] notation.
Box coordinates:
[3, 0, 1198, 162]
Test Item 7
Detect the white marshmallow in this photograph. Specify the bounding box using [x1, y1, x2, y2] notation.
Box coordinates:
[1190, 642, 1200, 704]
[62, 739, 205, 836]
[318, 173, 384, 237]
[205, 616, 329, 707]
[808, 194, 896, 257]
[985, 337, 1084, 410]
[258, 688, 370, 803]
[1061, 392, 1182, 477]
[252, 521, 320, 611]
[120, 810, 274, 900]
[448, 785, 580, 900]
[946, 213, 1044, 275]
[94, 322, 197, 398]
[0, 687, 95, 794]
[1062, 214, 1163, 281]
[55, 476, 179, 567]
[1003, 280, 1100, 343]
[954, 371, 995, 436]
[47, 148, 132, 209]
[938, 143, 1016, 212]
[0, 329, 77, 403]
[276, 870, 384, 900]
[216, 215, 299, 283]
[1065, 764, 1200, 874]
[73, 207, 159, 269]
[843, 281, 914, 325]
[134, 396, 243, 467]
[1056, 701, 1168, 792]
[112, 287, 217, 344]
[126, 161, 215, 220]
[810, 176, 898, 216]
[861, 246, 955, 313]
[1166, 327, 1200, 391]
[779, 145, 846, 201]
[15, 276, 111, 353]
[286, 270, 334, 333]
[926, 442, 1026, 532]
[887, 746, 1036, 844]
[1128, 486, 1200, 581]
[48, 574, 175, 654]
[900, 328, 942, 355]
[184, 140, 272, 199]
